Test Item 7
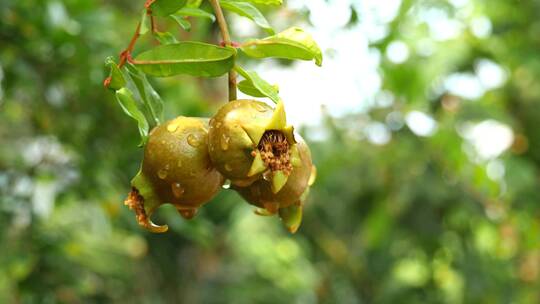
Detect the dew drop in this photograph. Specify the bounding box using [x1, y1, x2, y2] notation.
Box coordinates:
[187, 134, 201, 147]
[263, 170, 272, 181]
[220, 134, 230, 150]
[224, 163, 233, 172]
[171, 182, 185, 198]
[222, 179, 231, 189]
[157, 168, 168, 179]
[167, 121, 179, 132]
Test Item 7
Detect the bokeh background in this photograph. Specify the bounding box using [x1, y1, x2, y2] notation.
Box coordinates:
[2, 0, 540, 303]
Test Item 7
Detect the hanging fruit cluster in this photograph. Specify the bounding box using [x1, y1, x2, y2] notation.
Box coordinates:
[105, 0, 322, 233]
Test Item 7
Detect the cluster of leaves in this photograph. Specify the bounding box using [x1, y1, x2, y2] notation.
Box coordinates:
[106, 0, 322, 144]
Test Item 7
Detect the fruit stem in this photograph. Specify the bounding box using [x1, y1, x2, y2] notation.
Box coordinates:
[209, 0, 237, 101]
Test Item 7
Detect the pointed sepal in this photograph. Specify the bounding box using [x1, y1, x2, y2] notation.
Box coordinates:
[279, 203, 303, 233]
[125, 171, 169, 233]
[282, 125, 296, 144]
[271, 170, 289, 193]
[290, 144, 301, 167]
[266, 101, 287, 130]
[248, 151, 267, 177]
[242, 123, 267, 145]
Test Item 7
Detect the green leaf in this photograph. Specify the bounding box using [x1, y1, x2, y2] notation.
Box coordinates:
[170, 15, 192, 31]
[235, 65, 280, 103]
[186, 0, 203, 8]
[237, 80, 279, 98]
[105, 57, 126, 90]
[139, 10, 151, 35]
[115, 87, 149, 145]
[134, 42, 236, 77]
[154, 31, 179, 45]
[174, 7, 215, 22]
[241, 27, 323, 66]
[242, 0, 282, 6]
[220, 0, 274, 34]
[125, 63, 164, 126]
[150, 0, 188, 17]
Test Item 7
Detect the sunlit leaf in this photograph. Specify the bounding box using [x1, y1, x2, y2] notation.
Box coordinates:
[115, 87, 149, 145]
[150, 0, 188, 17]
[170, 15, 192, 31]
[154, 31, 178, 45]
[220, 0, 274, 34]
[134, 42, 236, 77]
[235, 65, 280, 103]
[105, 57, 126, 90]
[241, 0, 282, 5]
[125, 64, 164, 126]
[174, 7, 215, 22]
[237, 80, 279, 98]
[186, 0, 203, 7]
[241, 27, 322, 66]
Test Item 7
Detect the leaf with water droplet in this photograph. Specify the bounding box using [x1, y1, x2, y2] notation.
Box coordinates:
[240, 27, 322, 66]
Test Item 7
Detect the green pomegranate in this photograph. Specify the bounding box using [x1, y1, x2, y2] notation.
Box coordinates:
[208, 99, 300, 192]
[233, 135, 315, 233]
[125, 116, 224, 233]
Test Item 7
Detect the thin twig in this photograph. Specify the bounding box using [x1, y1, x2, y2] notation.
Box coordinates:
[209, 0, 237, 101]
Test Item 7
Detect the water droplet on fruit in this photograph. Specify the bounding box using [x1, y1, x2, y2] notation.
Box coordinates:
[167, 121, 179, 132]
[187, 134, 200, 147]
[220, 134, 230, 150]
[171, 182, 184, 198]
[222, 180, 231, 189]
[224, 163, 233, 172]
[263, 170, 272, 181]
[157, 168, 168, 179]
[177, 207, 197, 219]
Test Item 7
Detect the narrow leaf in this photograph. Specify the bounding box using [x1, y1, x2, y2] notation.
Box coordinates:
[105, 57, 126, 90]
[175, 7, 215, 22]
[170, 15, 192, 31]
[139, 10, 151, 35]
[220, 0, 274, 34]
[115, 87, 149, 145]
[237, 80, 278, 98]
[241, 27, 323, 66]
[134, 42, 236, 77]
[154, 31, 179, 45]
[150, 0, 188, 17]
[125, 63, 164, 126]
[235, 65, 280, 103]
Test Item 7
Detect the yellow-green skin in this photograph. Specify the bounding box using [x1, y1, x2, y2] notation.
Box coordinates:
[208, 99, 275, 186]
[132, 117, 224, 218]
[233, 135, 313, 209]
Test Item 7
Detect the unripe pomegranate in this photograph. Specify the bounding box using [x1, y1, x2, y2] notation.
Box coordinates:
[208, 100, 299, 193]
[233, 135, 316, 233]
[125, 116, 224, 233]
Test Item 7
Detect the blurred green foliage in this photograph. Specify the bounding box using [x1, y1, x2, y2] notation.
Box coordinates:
[1, 0, 540, 303]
